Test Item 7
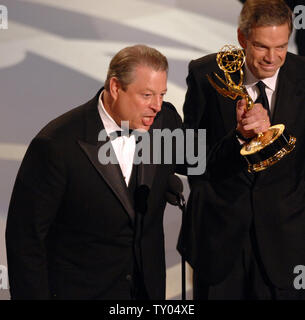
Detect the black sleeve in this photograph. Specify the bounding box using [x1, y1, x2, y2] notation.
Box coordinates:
[183, 61, 208, 131]
[183, 61, 246, 183]
[5, 136, 66, 299]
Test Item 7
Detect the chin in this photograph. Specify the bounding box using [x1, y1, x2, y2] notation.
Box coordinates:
[141, 127, 150, 132]
[257, 69, 277, 79]
[134, 125, 149, 132]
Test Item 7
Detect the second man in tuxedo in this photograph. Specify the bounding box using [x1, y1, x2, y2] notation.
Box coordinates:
[180, 0, 305, 300]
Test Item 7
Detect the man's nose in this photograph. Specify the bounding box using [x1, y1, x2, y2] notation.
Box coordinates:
[151, 95, 162, 112]
[265, 49, 275, 63]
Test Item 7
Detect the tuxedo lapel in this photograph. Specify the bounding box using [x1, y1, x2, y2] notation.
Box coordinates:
[271, 59, 299, 128]
[77, 91, 136, 224]
[78, 141, 136, 224]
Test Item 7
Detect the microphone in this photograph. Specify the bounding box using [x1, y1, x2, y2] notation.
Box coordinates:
[166, 174, 186, 209]
[165, 174, 187, 300]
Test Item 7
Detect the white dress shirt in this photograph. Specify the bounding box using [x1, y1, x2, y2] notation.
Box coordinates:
[244, 62, 280, 117]
[97, 91, 136, 186]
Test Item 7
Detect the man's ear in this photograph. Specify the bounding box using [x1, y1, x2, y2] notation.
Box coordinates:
[237, 28, 247, 49]
[109, 77, 121, 100]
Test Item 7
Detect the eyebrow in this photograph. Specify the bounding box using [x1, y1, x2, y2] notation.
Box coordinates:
[142, 88, 168, 93]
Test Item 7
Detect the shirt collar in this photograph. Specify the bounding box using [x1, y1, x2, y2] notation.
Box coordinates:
[244, 61, 279, 91]
[97, 90, 123, 135]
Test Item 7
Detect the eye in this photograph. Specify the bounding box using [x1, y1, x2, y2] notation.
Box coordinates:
[252, 42, 266, 50]
[277, 45, 287, 50]
[255, 44, 265, 49]
[143, 93, 152, 98]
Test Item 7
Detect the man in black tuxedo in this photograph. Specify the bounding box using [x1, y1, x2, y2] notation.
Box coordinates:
[6, 45, 184, 300]
[180, 0, 305, 299]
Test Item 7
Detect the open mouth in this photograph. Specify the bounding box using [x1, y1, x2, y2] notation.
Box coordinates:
[142, 116, 155, 127]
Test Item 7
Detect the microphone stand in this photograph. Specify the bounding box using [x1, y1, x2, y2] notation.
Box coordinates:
[165, 174, 187, 300]
[177, 194, 187, 300]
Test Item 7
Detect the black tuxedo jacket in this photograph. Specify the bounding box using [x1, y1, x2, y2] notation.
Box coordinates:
[6, 89, 183, 299]
[180, 52, 305, 289]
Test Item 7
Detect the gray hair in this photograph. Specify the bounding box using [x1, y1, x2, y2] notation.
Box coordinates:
[104, 44, 168, 91]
